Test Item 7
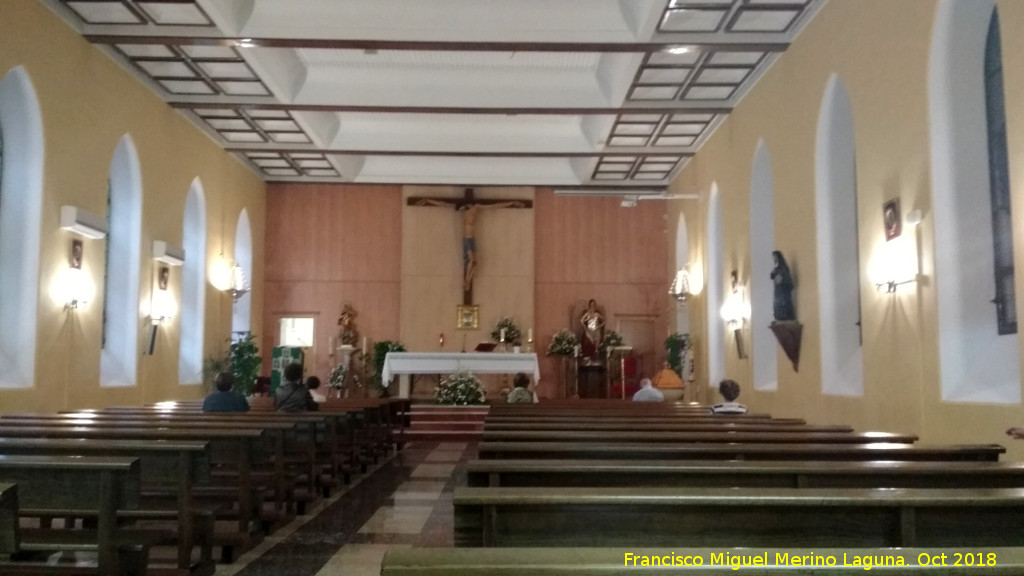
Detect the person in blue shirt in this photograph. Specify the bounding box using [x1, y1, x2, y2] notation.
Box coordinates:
[202, 371, 250, 413]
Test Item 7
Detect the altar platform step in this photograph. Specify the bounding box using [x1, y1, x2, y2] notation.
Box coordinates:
[401, 403, 489, 441]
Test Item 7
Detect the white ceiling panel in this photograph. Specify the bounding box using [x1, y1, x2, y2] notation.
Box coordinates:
[51, 0, 823, 187]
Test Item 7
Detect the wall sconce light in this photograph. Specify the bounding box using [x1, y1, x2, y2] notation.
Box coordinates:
[721, 270, 749, 359]
[210, 253, 233, 291]
[63, 239, 92, 310]
[150, 266, 177, 325]
[873, 206, 922, 295]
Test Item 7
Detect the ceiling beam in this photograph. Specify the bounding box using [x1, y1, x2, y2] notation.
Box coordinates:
[173, 101, 733, 115]
[84, 34, 789, 54]
[225, 147, 696, 158]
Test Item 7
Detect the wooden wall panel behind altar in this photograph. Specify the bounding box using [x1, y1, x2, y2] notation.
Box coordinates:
[263, 184, 403, 381]
[534, 188, 670, 398]
[401, 186, 535, 395]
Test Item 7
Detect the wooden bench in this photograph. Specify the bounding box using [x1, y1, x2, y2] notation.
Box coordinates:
[467, 459, 1024, 489]
[477, 441, 1005, 461]
[453, 486, 1024, 547]
[483, 421, 854, 432]
[3, 416, 319, 517]
[0, 456, 151, 575]
[0, 428, 266, 564]
[485, 415, 806, 425]
[479, 430, 916, 444]
[382, 547, 1024, 575]
[66, 409, 351, 489]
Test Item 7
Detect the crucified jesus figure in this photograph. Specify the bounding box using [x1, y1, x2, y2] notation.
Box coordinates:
[415, 196, 525, 293]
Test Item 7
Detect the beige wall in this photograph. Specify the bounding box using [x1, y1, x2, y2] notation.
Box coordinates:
[672, 0, 1024, 460]
[263, 184, 403, 382]
[0, 0, 266, 411]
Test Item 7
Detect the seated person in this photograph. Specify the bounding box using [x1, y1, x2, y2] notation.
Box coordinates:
[710, 379, 748, 414]
[632, 378, 664, 403]
[506, 372, 538, 404]
[202, 371, 250, 413]
[306, 376, 327, 403]
[652, 361, 684, 389]
[275, 363, 318, 412]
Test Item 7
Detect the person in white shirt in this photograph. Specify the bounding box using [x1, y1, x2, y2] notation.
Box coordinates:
[632, 378, 664, 403]
[506, 372, 538, 404]
[306, 376, 327, 403]
[711, 379, 748, 414]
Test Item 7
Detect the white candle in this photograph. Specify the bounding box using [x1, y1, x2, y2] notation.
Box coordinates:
[527, 328, 533, 342]
[500, 328, 506, 342]
[362, 336, 367, 355]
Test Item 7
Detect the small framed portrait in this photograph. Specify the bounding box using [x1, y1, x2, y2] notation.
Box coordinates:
[70, 239, 83, 270]
[883, 198, 902, 241]
[456, 304, 479, 330]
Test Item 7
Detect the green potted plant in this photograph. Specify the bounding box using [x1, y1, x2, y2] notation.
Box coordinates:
[371, 340, 406, 396]
[229, 332, 262, 396]
[665, 332, 691, 377]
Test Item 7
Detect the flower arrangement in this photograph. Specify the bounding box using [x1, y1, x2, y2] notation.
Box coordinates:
[546, 329, 578, 356]
[434, 370, 487, 405]
[328, 362, 348, 390]
[599, 330, 625, 358]
[490, 317, 522, 343]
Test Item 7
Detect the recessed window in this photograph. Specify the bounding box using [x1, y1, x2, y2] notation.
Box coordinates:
[984, 11, 1016, 336]
[279, 317, 315, 348]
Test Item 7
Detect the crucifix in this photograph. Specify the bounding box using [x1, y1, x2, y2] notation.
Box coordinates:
[408, 188, 533, 304]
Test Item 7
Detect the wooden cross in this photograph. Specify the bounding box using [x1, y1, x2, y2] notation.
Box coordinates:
[408, 188, 533, 305]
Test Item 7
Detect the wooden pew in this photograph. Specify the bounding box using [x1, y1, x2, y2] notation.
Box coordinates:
[477, 441, 1005, 461]
[0, 456, 149, 575]
[64, 409, 350, 489]
[453, 486, 1024, 547]
[382, 547, 1024, 575]
[0, 482, 17, 556]
[479, 430, 917, 444]
[483, 421, 855, 432]
[467, 459, 1024, 489]
[485, 415, 806, 425]
[0, 428, 266, 563]
[1, 416, 318, 517]
[0, 438, 213, 573]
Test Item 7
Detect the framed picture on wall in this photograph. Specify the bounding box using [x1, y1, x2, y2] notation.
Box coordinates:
[456, 304, 479, 330]
[883, 198, 902, 241]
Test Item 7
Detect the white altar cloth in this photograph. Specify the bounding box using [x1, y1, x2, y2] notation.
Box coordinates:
[382, 352, 541, 398]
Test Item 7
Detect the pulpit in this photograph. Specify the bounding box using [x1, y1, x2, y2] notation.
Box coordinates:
[606, 346, 634, 400]
[578, 363, 606, 399]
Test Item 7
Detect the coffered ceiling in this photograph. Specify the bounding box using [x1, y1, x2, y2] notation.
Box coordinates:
[43, 0, 824, 191]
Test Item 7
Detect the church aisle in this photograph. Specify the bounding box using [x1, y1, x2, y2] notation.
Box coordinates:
[217, 441, 470, 576]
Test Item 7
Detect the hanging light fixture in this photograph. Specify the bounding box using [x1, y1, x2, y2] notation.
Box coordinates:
[669, 266, 692, 303]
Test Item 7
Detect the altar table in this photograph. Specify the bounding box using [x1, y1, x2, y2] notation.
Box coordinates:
[382, 352, 541, 399]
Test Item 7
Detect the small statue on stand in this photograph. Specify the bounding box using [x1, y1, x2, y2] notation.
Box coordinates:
[770, 251, 796, 322]
[579, 299, 605, 363]
[768, 250, 803, 372]
[338, 303, 359, 346]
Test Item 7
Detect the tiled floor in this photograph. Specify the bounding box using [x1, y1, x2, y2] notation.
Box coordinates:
[217, 441, 469, 576]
